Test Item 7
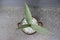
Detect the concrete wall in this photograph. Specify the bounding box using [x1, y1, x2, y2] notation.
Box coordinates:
[0, 0, 60, 7]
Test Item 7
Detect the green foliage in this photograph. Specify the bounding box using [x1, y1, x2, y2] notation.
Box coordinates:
[24, 3, 32, 24]
[31, 24, 48, 34]
[17, 3, 49, 34]
[16, 24, 30, 30]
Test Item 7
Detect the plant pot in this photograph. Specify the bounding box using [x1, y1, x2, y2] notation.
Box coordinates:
[17, 17, 43, 35]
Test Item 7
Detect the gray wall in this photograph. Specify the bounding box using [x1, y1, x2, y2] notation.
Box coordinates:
[1, 0, 25, 7]
[27, 0, 60, 7]
[0, 0, 60, 7]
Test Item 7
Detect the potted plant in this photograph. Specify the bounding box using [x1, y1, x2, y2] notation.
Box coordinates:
[17, 3, 48, 35]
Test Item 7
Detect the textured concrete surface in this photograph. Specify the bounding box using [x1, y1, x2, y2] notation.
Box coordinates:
[0, 0, 60, 7]
[0, 7, 60, 40]
[27, 0, 60, 7]
[0, 0, 25, 7]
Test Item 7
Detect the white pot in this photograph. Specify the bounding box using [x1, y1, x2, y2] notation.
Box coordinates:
[21, 18, 38, 35]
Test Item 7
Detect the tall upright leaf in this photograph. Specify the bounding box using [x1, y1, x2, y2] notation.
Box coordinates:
[24, 3, 32, 24]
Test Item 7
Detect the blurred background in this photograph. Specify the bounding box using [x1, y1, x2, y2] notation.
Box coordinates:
[0, 0, 60, 40]
[0, 0, 60, 7]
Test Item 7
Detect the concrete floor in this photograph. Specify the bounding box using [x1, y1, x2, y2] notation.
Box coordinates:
[0, 7, 60, 40]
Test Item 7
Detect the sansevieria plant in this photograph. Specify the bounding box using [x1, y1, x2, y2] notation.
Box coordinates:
[17, 3, 48, 35]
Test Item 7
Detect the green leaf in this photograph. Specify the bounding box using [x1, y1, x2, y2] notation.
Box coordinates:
[31, 24, 48, 34]
[16, 24, 31, 30]
[24, 3, 32, 24]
